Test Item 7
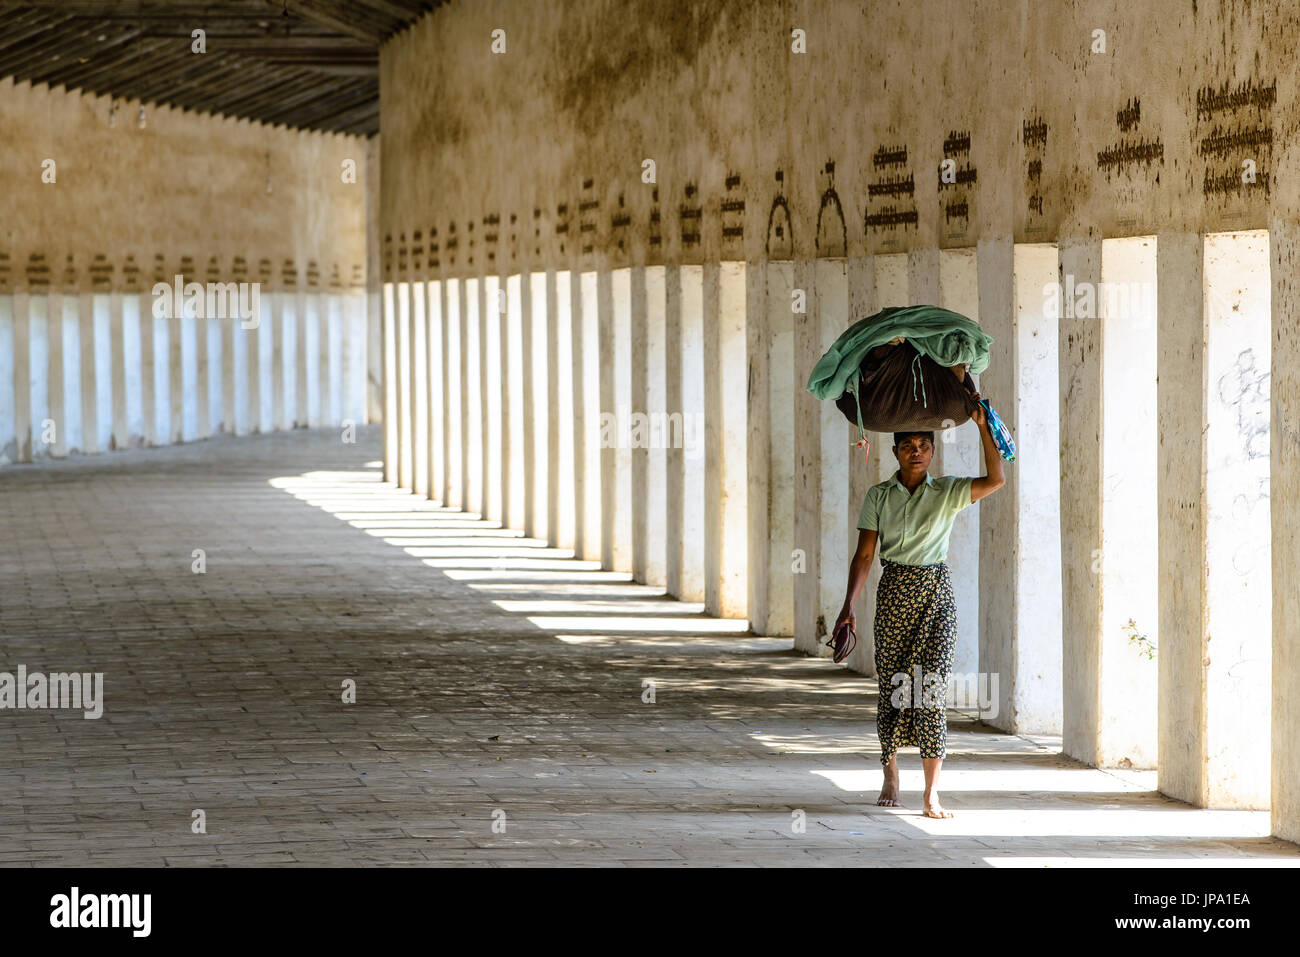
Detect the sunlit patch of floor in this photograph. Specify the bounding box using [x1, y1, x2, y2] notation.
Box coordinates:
[269, 468, 756, 646]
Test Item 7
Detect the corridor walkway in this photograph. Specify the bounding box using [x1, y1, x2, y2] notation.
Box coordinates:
[1, 428, 1297, 867]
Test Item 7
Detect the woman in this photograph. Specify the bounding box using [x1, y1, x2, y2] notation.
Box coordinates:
[834, 395, 1005, 819]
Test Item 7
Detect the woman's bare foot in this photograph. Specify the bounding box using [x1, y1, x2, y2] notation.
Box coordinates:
[922, 791, 953, 818]
[877, 766, 902, 807]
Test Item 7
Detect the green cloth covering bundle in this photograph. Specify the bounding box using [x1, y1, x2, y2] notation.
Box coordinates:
[805, 304, 994, 403]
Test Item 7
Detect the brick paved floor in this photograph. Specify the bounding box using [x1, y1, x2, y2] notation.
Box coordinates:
[1, 427, 1297, 867]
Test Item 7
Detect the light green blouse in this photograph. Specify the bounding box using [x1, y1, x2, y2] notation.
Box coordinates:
[857, 470, 975, 566]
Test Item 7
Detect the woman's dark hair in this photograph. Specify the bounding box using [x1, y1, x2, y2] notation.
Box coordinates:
[893, 431, 935, 447]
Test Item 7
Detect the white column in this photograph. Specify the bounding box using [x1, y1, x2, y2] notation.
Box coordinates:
[382, 281, 398, 483]
[272, 291, 287, 433]
[527, 271, 549, 540]
[1270, 219, 1300, 841]
[937, 247, 982, 678]
[640, 265, 668, 588]
[815, 260, 849, 645]
[426, 280, 444, 503]
[976, 238, 1063, 734]
[305, 292, 323, 429]
[327, 292, 343, 427]
[759, 260, 795, 636]
[107, 292, 127, 450]
[846, 256, 891, 674]
[294, 289, 308, 428]
[482, 274, 502, 526]
[344, 287, 366, 429]
[153, 294, 172, 444]
[411, 280, 429, 497]
[704, 261, 748, 618]
[1203, 231, 1271, 807]
[47, 291, 68, 456]
[221, 293, 239, 435]
[0, 294, 14, 464]
[444, 277, 464, 510]
[65, 292, 87, 455]
[229, 298, 248, 436]
[396, 280, 412, 487]
[256, 291, 273, 434]
[630, 265, 650, 583]
[239, 292, 258, 437]
[577, 271, 601, 560]
[128, 293, 151, 447]
[603, 267, 633, 572]
[193, 290, 209, 440]
[29, 292, 51, 457]
[81, 292, 105, 454]
[463, 277, 481, 513]
[1057, 237, 1105, 765]
[553, 271, 575, 550]
[11, 293, 31, 462]
[178, 292, 197, 442]
[677, 264, 706, 600]
[504, 273, 525, 528]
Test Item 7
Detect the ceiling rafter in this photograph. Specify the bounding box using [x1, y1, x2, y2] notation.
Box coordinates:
[0, 0, 447, 136]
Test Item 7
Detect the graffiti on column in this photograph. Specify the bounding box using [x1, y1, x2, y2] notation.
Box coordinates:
[411, 231, 424, 275]
[721, 173, 744, 258]
[939, 129, 975, 239]
[483, 213, 499, 266]
[815, 161, 846, 257]
[579, 178, 599, 257]
[611, 192, 630, 255]
[679, 182, 702, 248]
[648, 188, 661, 249]
[91, 254, 114, 293]
[1023, 114, 1048, 229]
[765, 169, 792, 260]
[1217, 347, 1270, 462]
[123, 255, 141, 293]
[554, 203, 569, 258]
[1197, 77, 1275, 199]
[865, 143, 917, 243]
[1097, 96, 1163, 230]
[1097, 96, 1164, 171]
[26, 254, 49, 294]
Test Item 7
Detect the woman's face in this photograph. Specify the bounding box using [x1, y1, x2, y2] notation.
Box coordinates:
[893, 436, 933, 471]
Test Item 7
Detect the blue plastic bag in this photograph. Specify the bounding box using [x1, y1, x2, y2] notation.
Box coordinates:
[980, 398, 1016, 463]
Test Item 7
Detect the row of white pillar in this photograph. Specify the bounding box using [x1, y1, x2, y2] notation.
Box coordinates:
[0, 289, 370, 463]
[387, 230, 1300, 842]
[382, 253, 989, 683]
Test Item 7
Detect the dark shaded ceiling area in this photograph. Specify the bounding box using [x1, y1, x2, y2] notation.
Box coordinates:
[0, 1, 444, 136]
